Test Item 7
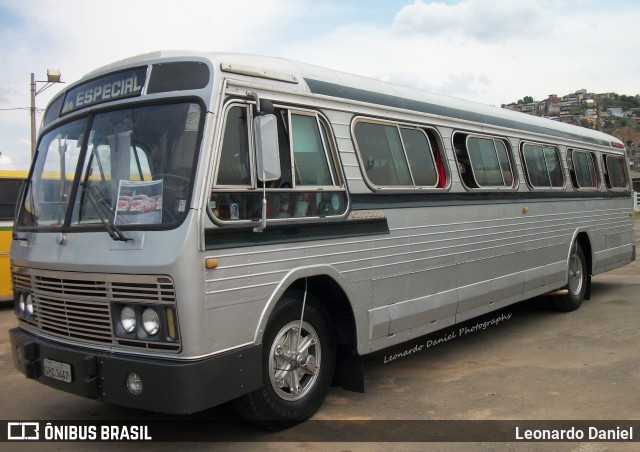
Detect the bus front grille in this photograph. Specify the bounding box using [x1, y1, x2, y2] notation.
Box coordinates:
[35, 293, 113, 343]
[12, 267, 180, 351]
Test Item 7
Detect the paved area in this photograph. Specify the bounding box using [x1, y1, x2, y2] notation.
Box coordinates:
[1, 225, 638, 451]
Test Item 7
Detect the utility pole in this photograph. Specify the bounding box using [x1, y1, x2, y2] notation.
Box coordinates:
[30, 69, 63, 158]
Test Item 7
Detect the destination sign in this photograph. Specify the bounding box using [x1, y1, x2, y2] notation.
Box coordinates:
[62, 67, 147, 114]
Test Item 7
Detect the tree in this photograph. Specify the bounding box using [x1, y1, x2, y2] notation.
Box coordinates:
[619, 95, 640, 110]
[523, 96, 534, 104]
[579, 119, 595, 129]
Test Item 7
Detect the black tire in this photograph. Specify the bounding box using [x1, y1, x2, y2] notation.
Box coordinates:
[233, 290, 335, 430]
[554, 243, 587, 312]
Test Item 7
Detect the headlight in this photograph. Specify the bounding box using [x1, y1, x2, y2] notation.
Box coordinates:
[142, 308, 160, 335]
[120, 306, 136, 333]
[25, 294, 34, 317]
[18, 293, 26, 315]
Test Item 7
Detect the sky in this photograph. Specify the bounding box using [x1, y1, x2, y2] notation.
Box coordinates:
[0, 0, 638, 170]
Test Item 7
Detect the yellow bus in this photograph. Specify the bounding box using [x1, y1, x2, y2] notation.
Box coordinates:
[0, 169, 27, 301]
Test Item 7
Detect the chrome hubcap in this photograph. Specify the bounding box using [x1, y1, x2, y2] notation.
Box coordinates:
[568, 249, 584, 295]
[269, 320, 320, 401]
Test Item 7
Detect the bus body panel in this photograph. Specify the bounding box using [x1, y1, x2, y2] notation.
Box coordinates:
[1, 170, 27, 301]
[8, 51, 636, 417]
[0, 221, 12, 301]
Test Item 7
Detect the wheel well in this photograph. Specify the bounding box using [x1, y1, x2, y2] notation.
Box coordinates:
[575, 232, 593, 276]
[287, 276, 356, 349]
[575, 232, 593, 299]
[286, 275, 364, 393]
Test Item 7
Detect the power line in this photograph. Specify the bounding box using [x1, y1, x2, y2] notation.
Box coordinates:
[0, 107, 44, 112]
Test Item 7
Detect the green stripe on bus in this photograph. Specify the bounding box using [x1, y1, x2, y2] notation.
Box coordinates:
[205, 217, 389, 250]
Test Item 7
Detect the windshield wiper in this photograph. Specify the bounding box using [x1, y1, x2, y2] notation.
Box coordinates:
[80, 182, 132, 242]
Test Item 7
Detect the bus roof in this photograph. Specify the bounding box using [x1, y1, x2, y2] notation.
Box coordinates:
[77, 51, 623, 149]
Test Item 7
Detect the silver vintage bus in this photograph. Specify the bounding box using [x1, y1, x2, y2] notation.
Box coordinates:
[10, 52, 635, 428]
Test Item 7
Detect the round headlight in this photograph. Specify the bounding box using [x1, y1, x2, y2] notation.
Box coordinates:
[142, 308, 160, 336]
[18, 294, 26, 316]
[25, 294, 34, 317]
[120, 306, 136, 333]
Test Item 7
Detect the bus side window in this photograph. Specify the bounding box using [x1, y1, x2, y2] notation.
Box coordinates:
[354, 120, 442, 189]
[264, 108, 293, 189]
[454, 133, 515, 189]
[427, 132, 447, 188]
[544, 147, 564, 187]
[0, 178, 24, 221]
[216, 105, 251, 186]
[522, 143, 563, 189]
[355, 121, 412, 186]
[400, 127, 438, 186]
[603, 154, 628, 190]
[291, 112, 334, 186]
[211, 103, 347, 222]
[453, 134, 476, 188]
[568, 149, 598, 190]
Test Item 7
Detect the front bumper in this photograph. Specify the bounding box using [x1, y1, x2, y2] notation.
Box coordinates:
[10, 327, 263, 414]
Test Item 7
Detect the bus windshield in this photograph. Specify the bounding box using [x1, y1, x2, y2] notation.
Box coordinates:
[17, 102, 202, 230]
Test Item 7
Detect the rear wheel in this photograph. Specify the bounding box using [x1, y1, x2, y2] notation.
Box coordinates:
[233, 290, 335, 429]
[554, 243, 587, 312]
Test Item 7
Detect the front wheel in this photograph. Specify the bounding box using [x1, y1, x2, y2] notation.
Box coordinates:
[554, 243, 587, 312]
[233, 290, 335, 429]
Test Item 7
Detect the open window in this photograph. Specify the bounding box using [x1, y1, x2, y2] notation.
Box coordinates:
[568, 149, 599, 190]
[211, 102, 347, 223]
[602, 154, 629, 190]
[521, 143, 564, 189]
[215, 105, 252, 187]
[453, 133, 515, 189]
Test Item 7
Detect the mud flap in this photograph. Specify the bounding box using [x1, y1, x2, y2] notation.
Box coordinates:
[332, 344, 364, 393]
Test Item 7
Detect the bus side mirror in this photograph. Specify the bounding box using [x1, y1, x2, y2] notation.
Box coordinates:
[253, 114, 280, 233]
[254, 114, 280, 182]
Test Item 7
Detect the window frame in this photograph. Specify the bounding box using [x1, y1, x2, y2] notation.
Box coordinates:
[18, 99, 205, 232]
[0, 177, 25, 221]
[212, 102, 254, 189]
[602, 153, 629, 191]
[567, 148, 599, 191]
[288, 109, 338, 188]
[520, 142, 566, 190]
[352, 117, 446, 191]
[453, 132, 517, 190]
[210, 99, 348, 225]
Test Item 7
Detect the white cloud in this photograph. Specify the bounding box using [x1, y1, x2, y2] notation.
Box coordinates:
[392, 0, 553, 42]
[1, 0, 639, 170]
[0, 152, 16, 170]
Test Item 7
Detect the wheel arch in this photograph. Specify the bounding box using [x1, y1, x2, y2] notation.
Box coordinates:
[254, 265, 365, 393]
[569, 229, 593, 300]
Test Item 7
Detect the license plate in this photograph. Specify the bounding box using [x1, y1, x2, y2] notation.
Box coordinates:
[43, 359, 72, 383]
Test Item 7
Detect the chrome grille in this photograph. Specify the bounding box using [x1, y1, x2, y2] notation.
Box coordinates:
[12, 267, 179, 351]
[34, 276, 108, 298]
[111, 281, 176, 303]
[35, 293, 113, 343]
[12, 271, 31, 292]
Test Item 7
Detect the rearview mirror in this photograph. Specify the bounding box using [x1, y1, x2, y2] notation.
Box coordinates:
[254, 114, 280, 182]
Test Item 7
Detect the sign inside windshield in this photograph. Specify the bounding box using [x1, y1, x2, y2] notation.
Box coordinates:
[62, 67, 147, 115]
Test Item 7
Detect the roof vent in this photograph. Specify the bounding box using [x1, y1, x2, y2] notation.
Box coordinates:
[220, 63, 298, 84]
